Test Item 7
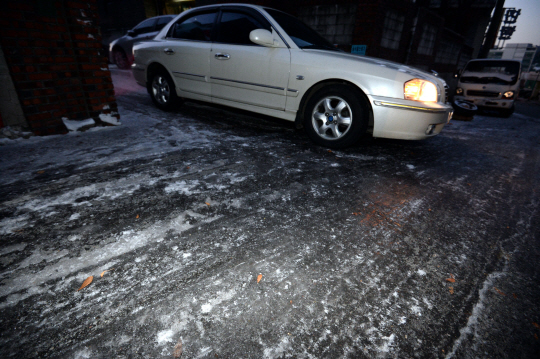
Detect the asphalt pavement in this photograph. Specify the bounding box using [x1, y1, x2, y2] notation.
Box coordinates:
[1, 68, 539, 358]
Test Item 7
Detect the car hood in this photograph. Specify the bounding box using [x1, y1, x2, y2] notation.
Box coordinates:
[302, 49, 444, 85]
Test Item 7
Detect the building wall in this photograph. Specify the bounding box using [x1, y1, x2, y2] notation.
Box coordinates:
[489, 43, 540, 72]
[0, 0, 119, 136]
[0, 46, 27, 128]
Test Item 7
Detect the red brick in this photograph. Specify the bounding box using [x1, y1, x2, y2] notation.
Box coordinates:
[46, 24, 68, 32]
[35, 48, 51, 56]
[92, 70, 109, 77]
[55, 57, 76, 63]
[29, 73, 54, 81]
[7, 3, 33, 11]
[83, 78, 103, 84]
[81, 64, 100, 70]
[1, 29, 28, 38]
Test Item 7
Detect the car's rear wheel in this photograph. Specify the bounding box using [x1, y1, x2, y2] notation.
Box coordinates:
[304, 85, 369, 148]
[113, 49, 130, 69]
[148, 70, 180, 111]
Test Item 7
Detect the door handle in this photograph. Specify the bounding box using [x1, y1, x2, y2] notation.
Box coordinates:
[214, 53, 230, 60]
[163, 48, 175, 55]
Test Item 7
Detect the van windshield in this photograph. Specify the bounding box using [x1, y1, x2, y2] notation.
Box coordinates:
[461, 61, 520, 85]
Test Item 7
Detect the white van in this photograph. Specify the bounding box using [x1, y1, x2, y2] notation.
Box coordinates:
[454, 59, 521, 117]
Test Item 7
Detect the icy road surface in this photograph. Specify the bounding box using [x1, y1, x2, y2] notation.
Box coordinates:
[0, 68, 539, 358]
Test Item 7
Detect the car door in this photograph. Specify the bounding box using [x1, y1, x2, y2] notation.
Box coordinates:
[210, 8, 291, 111]
[158, 10, 218, 100]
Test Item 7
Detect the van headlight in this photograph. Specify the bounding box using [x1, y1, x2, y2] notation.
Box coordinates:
[502, 91, 514, 99]
[404, 79, 438, 102]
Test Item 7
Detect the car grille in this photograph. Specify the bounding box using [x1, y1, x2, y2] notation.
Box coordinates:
[466, 90, 500, 98]
[444, 85, 449, 103]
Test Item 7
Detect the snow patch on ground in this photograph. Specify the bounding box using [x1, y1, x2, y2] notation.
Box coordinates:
[62, 117, 95, 131]
[99, 113, 121, 125]
[445, 270, 506, 358]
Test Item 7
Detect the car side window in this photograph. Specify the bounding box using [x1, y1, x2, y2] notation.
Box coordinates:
[156, 16, 174, 31]
[217, 11, 270, 45]
[133, 18, 157, 35]
[168, 12, 217, 41]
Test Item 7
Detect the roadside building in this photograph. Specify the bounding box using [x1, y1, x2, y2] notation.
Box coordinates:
[98, 0, 496, 86]
[488, 43, 540, 72]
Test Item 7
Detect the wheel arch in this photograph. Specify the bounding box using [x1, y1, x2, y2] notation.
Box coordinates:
[294, 79, 374, 131]
[146, 62, 173, 89]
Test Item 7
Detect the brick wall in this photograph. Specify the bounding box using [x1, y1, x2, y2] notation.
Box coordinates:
[0, 0, 119, 136]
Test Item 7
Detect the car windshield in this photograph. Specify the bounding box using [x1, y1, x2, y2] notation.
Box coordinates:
[265, 8, 339, 51]
[461, 60, 520, 85]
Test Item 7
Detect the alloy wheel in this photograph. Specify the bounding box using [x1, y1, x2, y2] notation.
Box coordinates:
[311, 96, 352, 140]
[152, 76, 170, 105]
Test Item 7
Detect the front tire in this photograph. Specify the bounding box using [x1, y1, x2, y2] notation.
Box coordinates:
[499, 104, 515, 118]
[452, 99, 477, 117]
[304, 85, 369, 148]
[148, 70, 180, 111]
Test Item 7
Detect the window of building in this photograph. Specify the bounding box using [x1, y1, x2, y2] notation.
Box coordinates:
[435, 38, 461, 65]
[380, 11, 405, 50]
[417, 24, 437, 56]
[168, 11, 217, 41]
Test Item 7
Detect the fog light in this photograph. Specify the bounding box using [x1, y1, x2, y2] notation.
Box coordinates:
[425, 124, 436, 135]
[456, 87, 463, 95]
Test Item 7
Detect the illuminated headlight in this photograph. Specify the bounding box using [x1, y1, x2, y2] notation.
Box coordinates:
[456, 87, 463, 95]
[502, 91, 514, 99]
[404, 79, 438, 102]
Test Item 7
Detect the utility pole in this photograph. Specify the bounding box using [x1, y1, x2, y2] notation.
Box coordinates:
[478, 0, 505, 58]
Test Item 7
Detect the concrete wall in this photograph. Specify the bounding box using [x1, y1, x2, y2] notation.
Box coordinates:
[0, 46, 27, 128]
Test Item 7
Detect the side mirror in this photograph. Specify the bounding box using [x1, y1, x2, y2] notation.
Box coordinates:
[250, 29, 277, 47]
[127, 30, 135, 37]
[455, 69, 462, 78]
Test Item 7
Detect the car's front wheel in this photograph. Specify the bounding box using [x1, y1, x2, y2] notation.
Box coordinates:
[304, 85, 369, 148]
[452, 99, 477, 117]
[498, 104, 515, 118]
[148, 71, 180, 111]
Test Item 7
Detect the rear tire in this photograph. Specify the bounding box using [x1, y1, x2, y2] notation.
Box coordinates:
[303, 85, 369, 149]
[113, 49, 131, 69]
[148, 70, 180, 111]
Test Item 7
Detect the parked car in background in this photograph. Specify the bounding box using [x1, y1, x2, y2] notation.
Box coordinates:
[454, 59, 521, 117]
[109, 15, 175, 69]
[132, 4, 453, 148]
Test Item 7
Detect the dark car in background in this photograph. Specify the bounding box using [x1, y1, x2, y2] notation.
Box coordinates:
[109, 15, 175, 69]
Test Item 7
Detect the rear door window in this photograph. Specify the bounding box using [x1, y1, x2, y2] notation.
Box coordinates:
[168, 11, 217, 41]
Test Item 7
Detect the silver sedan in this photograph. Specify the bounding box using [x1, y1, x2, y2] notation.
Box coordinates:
[133, 4, 453, 148]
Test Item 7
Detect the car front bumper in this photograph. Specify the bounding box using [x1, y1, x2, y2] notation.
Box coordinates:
[370, 96, 453, 140]
[132, 63, 147, 87]
[454, 95, 514, 110]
